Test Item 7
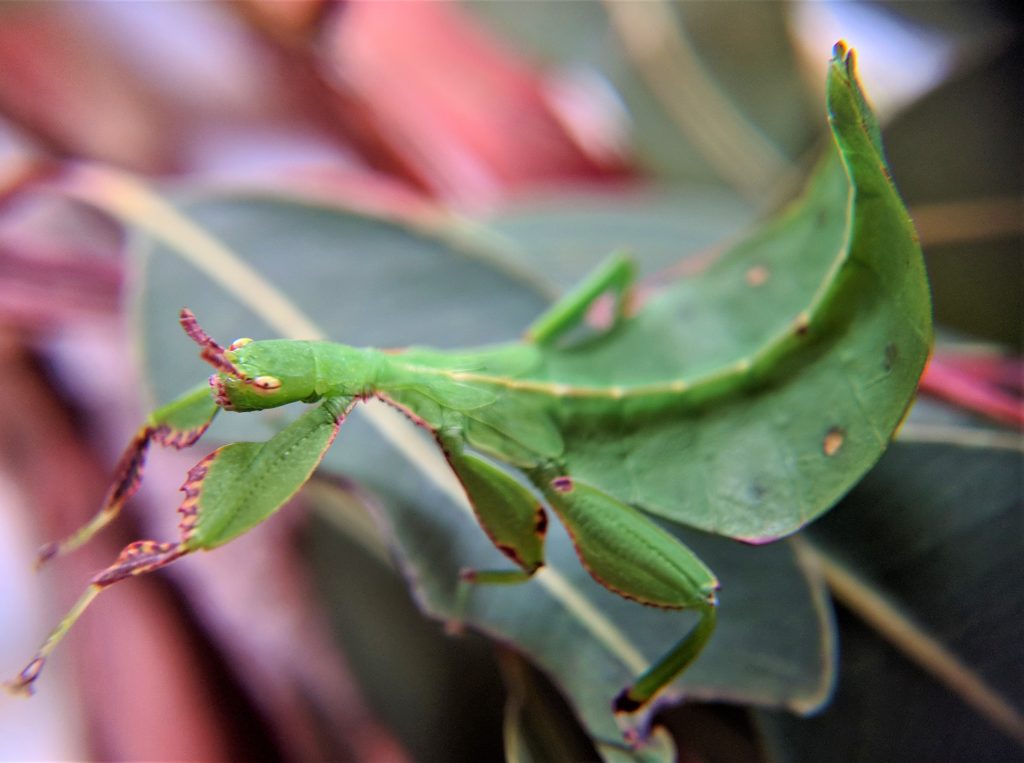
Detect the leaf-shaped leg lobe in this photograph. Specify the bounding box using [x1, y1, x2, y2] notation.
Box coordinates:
[441, 432, 547, 575]
[37, 383, 219, 566]
[542, 476, 719, 712]
[182, 396, 351, 550]
[439, 434, 550, 632]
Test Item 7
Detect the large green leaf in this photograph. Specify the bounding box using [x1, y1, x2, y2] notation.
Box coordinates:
[111, 44, 925, 759]
[126, 190, 830, 756]
[464, 1, 812, 192]
[757, 439, 1024, 760]
[456, 47, 932, 543]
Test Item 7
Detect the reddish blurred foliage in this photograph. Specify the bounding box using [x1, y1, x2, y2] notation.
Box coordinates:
[921, 353, 1024, 427]
[0, 6, 177, 172]
[0, 2, 1017, 759]
[0, 336, 235, 761]
[233, 0, 332, 47]
[318, 1, 629, 207]
[0, 178, 122, 330]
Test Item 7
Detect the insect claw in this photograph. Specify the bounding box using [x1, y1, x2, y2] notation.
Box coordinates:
[34, 542, 59, 570]
[612, 688, 644, 715]
[5, 657, 44, 697]
[178, 307, 215, 348]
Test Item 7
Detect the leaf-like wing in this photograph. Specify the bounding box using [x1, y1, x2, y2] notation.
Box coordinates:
[531, 45, 932, 541]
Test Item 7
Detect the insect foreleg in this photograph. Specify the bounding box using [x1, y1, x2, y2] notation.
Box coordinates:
[37, 383, 219, 566]
[180, 395, 352, 549]
[6, 540, 189, 696]
[8, 396, 351, 695]
[524, 252, 635, 345]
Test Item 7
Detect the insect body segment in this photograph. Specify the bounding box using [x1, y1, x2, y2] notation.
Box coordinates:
[10, 255, 720, 716]
[8, 48, 932, 734]
[204, 332, 386, 412]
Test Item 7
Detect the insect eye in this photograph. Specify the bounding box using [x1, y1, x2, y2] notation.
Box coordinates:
[250, 375, 282, 393]
[228, 338, 253, 351]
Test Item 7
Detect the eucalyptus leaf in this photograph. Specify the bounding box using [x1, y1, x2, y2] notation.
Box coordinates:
[120, 45, 925, 760]
[454, 48, 932, 544]
[473, 185, 755, 291]
[132, 194, 832, 757]
[757, 441, 1024, 761]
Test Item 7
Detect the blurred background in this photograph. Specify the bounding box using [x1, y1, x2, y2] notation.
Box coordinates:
[0, 2, 1020, 761]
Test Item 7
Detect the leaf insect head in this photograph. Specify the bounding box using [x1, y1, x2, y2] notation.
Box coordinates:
[179, 308, 322, 412]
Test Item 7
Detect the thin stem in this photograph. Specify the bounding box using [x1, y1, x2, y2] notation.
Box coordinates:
[796, 537, 1024, 747]
[604, 0, 791, 198]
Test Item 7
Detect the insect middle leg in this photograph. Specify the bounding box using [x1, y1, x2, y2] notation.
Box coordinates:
[525, 252, 636, 345]
[437, 432, 549, 620]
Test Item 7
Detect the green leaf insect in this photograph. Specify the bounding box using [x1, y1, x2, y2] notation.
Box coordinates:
[8, 43, 931, 723]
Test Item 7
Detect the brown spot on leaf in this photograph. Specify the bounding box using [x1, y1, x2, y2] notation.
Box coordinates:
[823, 426, 845, 456]
[884, 342, 899, 372]
[794, 313, 811, 337]
[745, 264, 770, 287]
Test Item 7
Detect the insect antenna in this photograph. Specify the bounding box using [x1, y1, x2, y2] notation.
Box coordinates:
[179, 308, 246, 378]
